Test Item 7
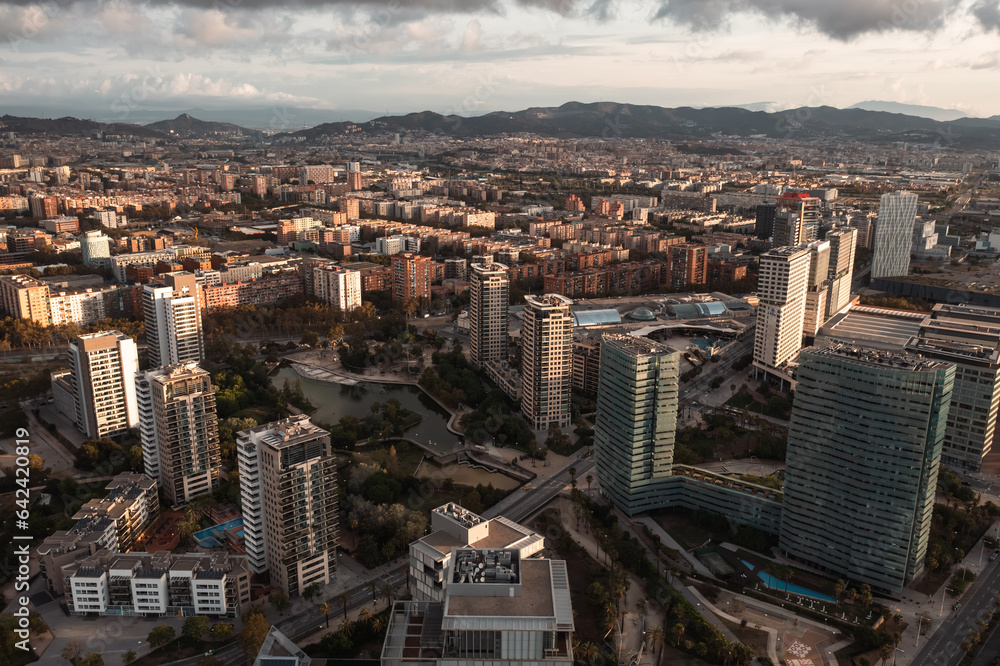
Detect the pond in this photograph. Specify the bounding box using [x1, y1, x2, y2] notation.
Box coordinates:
[271, 367, 462, 455]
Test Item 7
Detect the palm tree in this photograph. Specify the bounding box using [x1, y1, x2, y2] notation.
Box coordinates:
[648, 626, 663, 655]
[339, 618, 354, 637]
[878, 643, 893, 666]
[368, 580, 379, 603]
[358, 607, 371, 624]
[585, 474, 593, 492]
[381, 582, 396, 608]
[670, 623, 685, 647]
[833, 579, 845, 602]
[319, 602, 332, 628]
[338, 592, 350, 619]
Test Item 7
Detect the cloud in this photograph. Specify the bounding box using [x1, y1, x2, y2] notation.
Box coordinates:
[652, 0, 961, 40]
[972, 0, 1000, 32]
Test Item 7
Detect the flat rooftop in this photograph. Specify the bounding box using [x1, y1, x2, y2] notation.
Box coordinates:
[446, 559, 553, 618]
[420, 519, 526, 556]
[817, 311, 922, 350]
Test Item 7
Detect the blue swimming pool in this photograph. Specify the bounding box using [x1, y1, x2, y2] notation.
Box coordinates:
[194, 518, 244, 548]
[741, 559, 836, 603]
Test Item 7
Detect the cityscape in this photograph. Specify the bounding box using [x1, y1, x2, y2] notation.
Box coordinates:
[7, 2, 1000, 666]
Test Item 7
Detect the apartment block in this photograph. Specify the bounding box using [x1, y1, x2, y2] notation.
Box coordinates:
[469, 260, 509, 369]
[753, 246, 811, 374]
[142, 272, 204, 368]
[0, 274, 51, 324]
[521, 294, 573, 431]
[392, 253, 432, 302]
[313, 265, 362, 311]
[57, 332, 139, 439]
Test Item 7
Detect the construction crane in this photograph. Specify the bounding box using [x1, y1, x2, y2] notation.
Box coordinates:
[190, 226, 198, 239]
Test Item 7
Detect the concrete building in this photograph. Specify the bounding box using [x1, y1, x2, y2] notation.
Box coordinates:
[593, 334, 680, 515]
[136, 363, 220, 505]
[313, 265, 362, 311]
[383, 549, 574, 666]
[779, 345, 954, 594]
[80, 230, 112, 267]
[872, 190, 918, 279]
[571, 337, 601, 393]
[444, 257, 468, 280]
[753, 246, 811, 376]
[142, 272, 204, 368]
[669, 244, 708, 288]
[409, 503, 544, 603]
[0, 274, 50, 325]
[65, 550, 250, 618]
[825, 226, 857, 317]
[469, 259, 509, 369]
[237, 415, 338, 596]
[802, 240, 831, 338]
[391, 253, 431, 303]
[773, 193, 820, 246]
[59, 332, 139, 439]
[755, 202, 776, 239]
[520, 294, 574, 431]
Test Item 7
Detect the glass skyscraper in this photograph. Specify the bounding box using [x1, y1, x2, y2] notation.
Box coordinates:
[872, 190, 919, 279]
[779, 344, 954, 593]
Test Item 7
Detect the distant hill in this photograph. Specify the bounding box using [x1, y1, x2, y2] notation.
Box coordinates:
[848, 100, 969, 122]
[0, 114, 164, 138]
[145, 114, 259, 138]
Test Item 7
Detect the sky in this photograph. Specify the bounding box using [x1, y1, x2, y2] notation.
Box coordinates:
[3, 0, 1000, 123]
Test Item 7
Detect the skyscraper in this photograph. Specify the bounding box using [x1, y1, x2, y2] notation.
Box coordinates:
[773, 193, 820, 246]
[872, 190, 918, 279]
[520, 294, 573, 431]
[391, 252, 431, 303]
[755, 202, 776, 240]
[142, 272, 204, 368]
[237, 415, 339, 596]
[62, 331, 139, 439]
[593, 334, 680, 515]
[136, 363, 220, 505]
[80, 231, 111, 267]
[469, 259, 509, 369]
[753, 246, 811, 374]
[825, 226, 857, 317]
[779, 345, 954, 593]
[802, 240, 831, 338]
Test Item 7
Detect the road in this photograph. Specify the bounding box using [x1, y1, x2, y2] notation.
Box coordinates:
[911, 554, 1000, 666]
[482, 452, 595, 524]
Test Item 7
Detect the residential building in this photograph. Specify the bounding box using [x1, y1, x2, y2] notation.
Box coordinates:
[669, 244, 708, 288]
[825, 226, 857, 317]
[571, 337, 601, 393]
[61, 332, 139, 439]
[383, 549, 574, 666]
[136, 363, 220, 505]
[773, 193, 820, 246]
[142, 272, 204, 368]
[0, 274, 50, 325]
[593, 334, 680, 515]
[872, 190, 918, 279]
[755, 202, 776, 239]
[779, 345, 954, 594]
[753, 246, 811, 374]
[80, 231, 112, 267]
[469, 259, 509, 369]
[237, 416, 338, 596]
[521, 294, 573, 430]
[43, 216, 80, 234]
[444, 257, 468, 280]
[802, 240, 831, 338]
[391, 253, 431, 303]
[313, 265, 362, 311]
[409, 503, 544, 602]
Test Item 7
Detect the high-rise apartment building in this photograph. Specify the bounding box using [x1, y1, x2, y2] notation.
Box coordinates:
[753, 246, 811, 373]
[872, 190, 918, 279]
[469, 260, 509, 369]
[237, 415, 339, 596]
[669, 244, 708, 288]
[825, 226, 857, 317]
[593, 334, 680, 515]
[773, 193, 820, 246]
[0, 274, 51, 325]
[802, 240, 831, 338]
[779, 345, 953, 593]
[755, 202, 776, 239]
[520, 294, 573, 430]
[136, 363, 220, 505]
[142, 272, 204, 368]
[906, 304, 1000, 472]
[391, 252, 431, 303]
[60, 332, 139, 439]
[80, 231, 112, 267]
[313, 265, 362, 311]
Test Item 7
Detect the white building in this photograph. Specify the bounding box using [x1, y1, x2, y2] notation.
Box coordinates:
[142, 272, 204, 368]
[313, 265, 362, 311]
[753, 246, 811, 373]
[521, 294, 574, 430]
[61, 332, 139, 439]
[872, 190, 918, 278]
[825, 226, 857, 318]
[80, 231, 111, 266]
[469, 260, 509, 369]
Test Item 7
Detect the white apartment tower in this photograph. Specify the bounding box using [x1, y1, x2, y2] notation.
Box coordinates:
[872, 190, 919, 279]
[136, 363, 220, 505]
[313, 265, 362, 311]
[753, 246, 812, 372]
[237, 416, 339, 596]
[64, 332, 139, 439]
[469, 260, 509, 369]
[802, 240, 831, 338]
[825, 226, 857, 317]
[521, 294, 574, 431]
[142, 272, 204, 369]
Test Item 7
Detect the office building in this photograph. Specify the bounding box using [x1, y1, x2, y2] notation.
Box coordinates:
[593, 334, 680, 515]
[773, 193, 820, 246]
[409, 503, 544, 602]
[136, 363, 220, 505]
[872, 190, 918, 279]
[80, 231, 112, 267]
[520, 294, 574, 431]
[779, 345, 954, 593]
[383, 549, 574, 666]
[469, 260, 509, 369]
[58, 332, 139, 439]
[753, 246, 811, 374]
[313, 265, 362, 311]
[906, 304, 1000, 471]
[237, 415, 338, 596]
[0, 274, 50, 325]
[825, 226, 857, 317]
[142, 272, 204, 368]
[802, 240, 831, 338]
[391, 253, 431, 303]
[755, 202, 776, 239]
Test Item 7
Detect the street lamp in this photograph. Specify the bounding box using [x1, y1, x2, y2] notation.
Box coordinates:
[892, 647, 904, 666]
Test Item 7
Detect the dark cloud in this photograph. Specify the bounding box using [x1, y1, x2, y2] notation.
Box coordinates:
[972, 0, 1000, 32]
[0, 0, 578, 12]
[652, 0, 961, 40]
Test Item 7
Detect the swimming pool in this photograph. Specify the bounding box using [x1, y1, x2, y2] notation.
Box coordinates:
[194, 518, 245, 548]
[741, 559, 836, 603]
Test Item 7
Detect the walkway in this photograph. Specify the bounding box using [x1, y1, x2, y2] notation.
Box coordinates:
[634, 515, 716, 578]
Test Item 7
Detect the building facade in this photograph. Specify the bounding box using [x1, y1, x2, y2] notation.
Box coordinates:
[61, 331, 139, 439]
[391, 253, 431, 303]
[143, 272, 204, 368]
[469, 260, 509, 370]
[0, 274, 51, 325]
[753, 246, 811, 373]
[520, 294, 574, 431]
[872, 190, 919, 279]
[313, 265, 362, 311]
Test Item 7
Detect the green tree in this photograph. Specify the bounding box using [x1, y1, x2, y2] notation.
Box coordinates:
[270, 592, 291, 615]
[320, 602, 332, 628]
[303, 582, 323, 601]
[147, 624, 176, 649]
[182, 615, 210, 641]
[240, 612, 270, 663]
[211, 623, 234, 640]
[79, 653, 104, 666]
[122, 650, 137, 666]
